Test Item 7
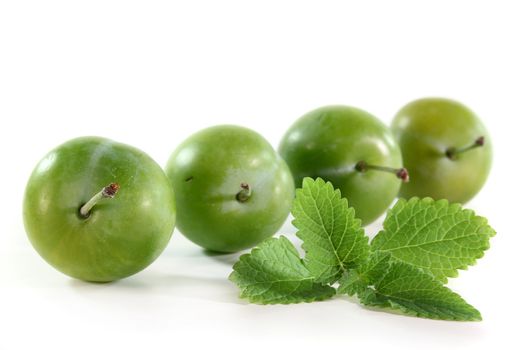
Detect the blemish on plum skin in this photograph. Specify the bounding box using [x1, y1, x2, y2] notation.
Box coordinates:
[185, 176, 194, 182]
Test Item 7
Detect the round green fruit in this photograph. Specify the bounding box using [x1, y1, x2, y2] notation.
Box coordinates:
[279, 105, 407, 225]
[165, 125, 295, 253]
[392, 97, 492, 203]
[23, 137, 176, 282]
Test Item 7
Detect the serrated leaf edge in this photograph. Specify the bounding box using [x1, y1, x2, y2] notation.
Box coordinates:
[228, 236, 336, 305]
[372, 196, 496, 283]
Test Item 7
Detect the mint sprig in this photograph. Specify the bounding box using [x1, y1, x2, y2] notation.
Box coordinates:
[229, 178, 495, 321]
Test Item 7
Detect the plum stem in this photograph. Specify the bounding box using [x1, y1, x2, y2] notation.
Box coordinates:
[446, 136, 485, 160]
[355, 161, 409, 182]
[236, 183, 252, 203]
[79, 183, 120, 218]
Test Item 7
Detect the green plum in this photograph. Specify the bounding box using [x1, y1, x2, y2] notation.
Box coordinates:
[392, 97, 492, 203]
[165, 125, 295, 253]
[279, 105, 407, 225]
[23, 137, 176, 282]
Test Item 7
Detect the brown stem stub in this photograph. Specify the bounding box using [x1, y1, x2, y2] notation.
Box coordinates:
[396, 168, 410, 183]
[103, 183, 120, 198]
[475, 136, 485, 146]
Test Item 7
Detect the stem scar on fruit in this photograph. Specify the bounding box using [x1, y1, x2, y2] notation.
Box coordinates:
[236, 182, 252, 203]
[79, 183, 120, 219]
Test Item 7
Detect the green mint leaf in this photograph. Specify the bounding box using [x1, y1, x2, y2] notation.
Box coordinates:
[292, 177, 370, 284]
[358, 258, 482, 321]
[229, 236, 336, 304]
[371, 197, 496, 282]
[338, 252, 390, 296]
[338, 270, 367, 296]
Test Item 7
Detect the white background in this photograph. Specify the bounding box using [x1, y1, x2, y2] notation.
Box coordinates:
[1, 1, 524, 349]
